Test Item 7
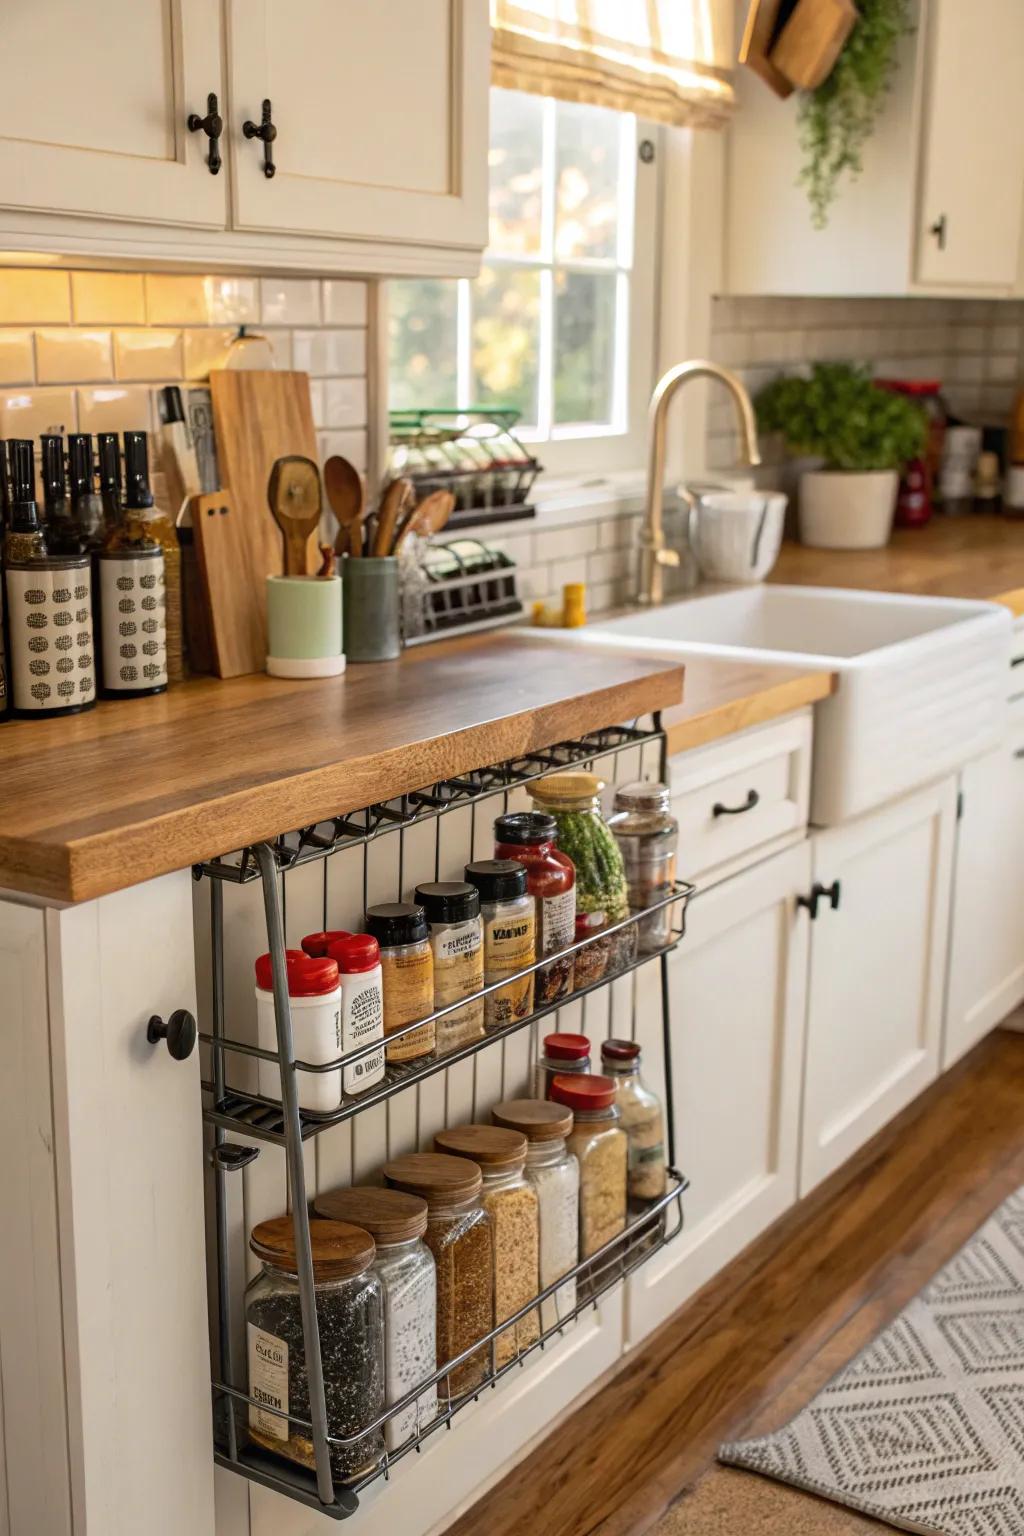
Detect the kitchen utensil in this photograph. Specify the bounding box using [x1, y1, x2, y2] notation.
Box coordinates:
[207, 369, 319, 673]
[412, 489, 456, 540]
[191, 489, 266, 678]
[343, 557, 401, 661]
[374, 478, 414, 557]
[688, 491, 787, 583]
[390, 496, 422, 554]
[325, 455, 366, 558]
[739, 0, 795, 98]
[267, 455, 322, 577]
[770, 0, 859, 91]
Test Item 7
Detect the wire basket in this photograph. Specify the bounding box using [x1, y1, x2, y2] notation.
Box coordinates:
[388, 408, 541, 527]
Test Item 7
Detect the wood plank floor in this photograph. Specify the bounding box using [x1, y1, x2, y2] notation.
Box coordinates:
[446, 1021, 1024, 1536]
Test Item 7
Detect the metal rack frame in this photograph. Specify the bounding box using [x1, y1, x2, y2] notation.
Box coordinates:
[199, 719, 692, 1520]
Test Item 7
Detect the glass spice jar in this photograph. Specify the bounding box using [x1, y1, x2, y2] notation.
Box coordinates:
[600, 1039, 667, 1208]
[551, 1074, 628, 1263]
[414, 881, 485, 1052]
[607, 782, 679, 955]
[245, 1216, 385, 1482]
[314, 1187, 437, 1452]
[435, 1125, 540, 1367]
[494, 812, 576, 1006]
[492, 1099, 579, 1332]
[365, 903, 435, 1062]
[530, 774, 637, 977]
[532, 1031, 592, 1100]
[383, 1152, 493, 1400]
[464, 860, 535, 1027]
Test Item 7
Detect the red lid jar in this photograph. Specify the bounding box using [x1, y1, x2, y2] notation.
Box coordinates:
[301, 929, 353, 958]
[550, 1072, 618, 1116]
[254, 951, 340, 996]
[328, 933, 381, 974]
[494, 811, 576, 1006]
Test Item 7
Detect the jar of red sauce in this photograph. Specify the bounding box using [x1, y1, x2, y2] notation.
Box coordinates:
[494, 811, 576, 1005]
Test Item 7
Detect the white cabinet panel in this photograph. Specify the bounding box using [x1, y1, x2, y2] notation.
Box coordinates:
[800, 779, 956, 1194]
[625, 841, 811, 1345]
[0, 0, 225, 229]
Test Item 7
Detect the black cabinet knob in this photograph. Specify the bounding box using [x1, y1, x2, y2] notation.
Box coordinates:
[187, 92, 223, 175]
[243, 99, 277, 178]
[147, 1009, 198, 1061]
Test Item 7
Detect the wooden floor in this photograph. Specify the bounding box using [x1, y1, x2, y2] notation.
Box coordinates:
[447, 1021, 1024, 1536]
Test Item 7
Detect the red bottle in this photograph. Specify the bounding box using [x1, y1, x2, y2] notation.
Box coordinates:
[494, 811, 576, 1005]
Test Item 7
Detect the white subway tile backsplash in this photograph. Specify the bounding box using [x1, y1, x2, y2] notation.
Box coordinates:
[0, 386, 76, 439]
[260, 278, 321, 326]
[318, 429, 368, 472]
[36, 328, 113, 384]
[324, 377, 367, 428]
[293, 328, 366, 378]
[534, 523, 598, 561]
[322, 281, 369, 326]
[586, 549, 631, 585]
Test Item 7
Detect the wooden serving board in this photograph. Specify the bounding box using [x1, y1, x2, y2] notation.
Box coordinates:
[208, 370, 320, 675]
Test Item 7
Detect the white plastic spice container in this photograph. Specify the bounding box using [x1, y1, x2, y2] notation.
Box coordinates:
[302, 930, 387, 1096]
[255, 950, 342, 1113]
[492, 1100, 579, 1332]
[314, 1187, 437, 1452]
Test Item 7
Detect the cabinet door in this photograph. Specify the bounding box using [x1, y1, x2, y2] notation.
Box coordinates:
[916, 0, 1024, 287]
[624, 841, 812, 1347]
[0, 0, 225, 229]
[226, 0, 488, 250]
[801, 779, 956, 1195]
[945, 719, 1024, 1067]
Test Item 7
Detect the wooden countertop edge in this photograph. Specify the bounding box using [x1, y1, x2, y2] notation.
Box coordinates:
[3, 664, 684, 905]
[662, 667, 837, 758]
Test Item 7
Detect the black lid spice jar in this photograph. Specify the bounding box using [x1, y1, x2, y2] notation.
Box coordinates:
[414, 881, 485, 1053]
[464, 859, 536, 1028]
[245, 1216, 385, 1482]
[365, 902, 435, 1062]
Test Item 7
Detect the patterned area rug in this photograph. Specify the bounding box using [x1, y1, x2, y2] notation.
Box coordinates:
[719, 1188, 1024, 1536]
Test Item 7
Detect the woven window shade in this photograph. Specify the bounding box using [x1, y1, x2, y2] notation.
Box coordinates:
[491, 0, 735, 128]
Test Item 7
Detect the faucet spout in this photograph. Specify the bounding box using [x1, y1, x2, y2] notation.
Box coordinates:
[637, 360, 761, 606]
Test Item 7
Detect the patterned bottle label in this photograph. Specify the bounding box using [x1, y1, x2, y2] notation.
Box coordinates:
[100, 551, 168, 692]
[5, 564, 96, 713]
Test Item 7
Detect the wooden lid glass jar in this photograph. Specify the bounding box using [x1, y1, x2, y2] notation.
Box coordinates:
[551, 1074, 628, 1261]
[607, 783, 678, 955]
[245, 1216, 385, 1481]
[383, 1152, 492, 1399]
[314, 1188, 436, 1451]
[530, 774, 636, 975]
[492, 1100, 579, 1330]
[600, 1039, 667, 1207]
[532, 1031, 592, 1099]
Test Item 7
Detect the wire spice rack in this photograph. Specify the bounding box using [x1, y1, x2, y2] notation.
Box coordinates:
[198, 718, 693, 1520]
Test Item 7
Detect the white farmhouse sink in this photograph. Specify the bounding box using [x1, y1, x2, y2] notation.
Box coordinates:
[564, 585, 1012, 823]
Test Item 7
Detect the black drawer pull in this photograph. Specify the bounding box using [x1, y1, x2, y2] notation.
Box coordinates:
[712, 788, 760, 818]
[187, 92, 223, 174]
[1011, 655, 1024, 667]
[243, 99, 277, 178]
[798, 880, 841, 921]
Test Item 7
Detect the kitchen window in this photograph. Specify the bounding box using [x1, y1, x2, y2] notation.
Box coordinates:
[388, 88, 658, 477]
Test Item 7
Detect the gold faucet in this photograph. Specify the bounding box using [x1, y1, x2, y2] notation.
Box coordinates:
[637, 361, 762, 606]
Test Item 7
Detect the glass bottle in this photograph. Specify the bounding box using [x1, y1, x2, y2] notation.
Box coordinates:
[464, 859, 535, 1027]
[414, 881, 485, 1052]
[96, 431, 123, 535]
[532, 1031, 592, 1100]
[40, 434, 79, 555]
[435, 1125, 540, 1366]
[600, 1039, 667, 1208]
[245, 1216, 385, 1483]
[530, 773, 637, 976]
[552, 1073, 628, 1265]
[492, 1099, 579, 1331]
[494, 811, 576, 1005]
[608, 782, 679, 954]
[3, 440, 46, 562]
[66, 433, 105, 552]
[365, 903, 436, 1061]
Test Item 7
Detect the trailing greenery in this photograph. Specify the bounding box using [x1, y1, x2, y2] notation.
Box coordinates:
[799, 0, 912, 227]
[755, 363, 927, 473]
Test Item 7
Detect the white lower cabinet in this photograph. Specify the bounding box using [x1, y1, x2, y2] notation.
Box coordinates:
[800, 777, 957, 1195]
[624, 840, 811, 1347]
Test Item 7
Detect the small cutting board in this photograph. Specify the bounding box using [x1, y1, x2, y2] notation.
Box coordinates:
[208, 370, 320, 674]
[190, 491, 266, 679]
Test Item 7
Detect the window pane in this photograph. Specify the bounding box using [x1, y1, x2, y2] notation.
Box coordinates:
[388, 279, 458, 410]
[554, 271, 616, 426]
[489, 90, 545, 257]
[471, 266, 541, 429]
[555, 101, 622, 262]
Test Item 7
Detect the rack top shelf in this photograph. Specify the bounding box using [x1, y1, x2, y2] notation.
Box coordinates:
[0, 632, 683, 905]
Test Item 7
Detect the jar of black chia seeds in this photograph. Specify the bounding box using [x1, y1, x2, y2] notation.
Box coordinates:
[245, 1216, 385, 1482]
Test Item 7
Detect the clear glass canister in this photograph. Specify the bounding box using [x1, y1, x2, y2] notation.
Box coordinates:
[435, 1126, 540, 1367]
[313, 1187, 437, 1453]
[600, 1039, 667, 1208]
[551, 1074, 628, 1262]
[245, 1217, 385, 1482]
[383, 1152, 493, 1400]
[531, 1031, 592, 1100]
[492, 1099, 579, 1332]
[607, 782, 679, 954]
[530, 774, 637, 976]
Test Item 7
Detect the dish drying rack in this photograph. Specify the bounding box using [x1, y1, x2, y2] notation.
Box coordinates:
[197, 719, 693, 1520]
[388, 408, 541, 530]
[403, 538, 523, 647]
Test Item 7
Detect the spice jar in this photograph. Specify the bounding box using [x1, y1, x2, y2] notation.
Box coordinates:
[464, 860, 535, 1027]
[330, 934, 386, 1096]
[414, 882, 485, 1052]
[383, 1152, 492, 1399]
[494, 812, 576, 1005]
[532, 1032, 592, 1100]
[600, 1040, 667, 1207]
[530, 774, 637, 977]
[551, 1074, 628, 1261]
[254, 951, 343, 1113]
[435, 1126, 540, 1366]
[365, 903, 435, 1062]
[492, 1100, 579, 1331]
[608, 783, 679, 954]
[245, 1216, 385, 1481]
[314, 1187, 437, 1452]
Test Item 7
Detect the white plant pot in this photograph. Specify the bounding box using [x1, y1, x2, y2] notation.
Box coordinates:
[798, 470, 899, 550]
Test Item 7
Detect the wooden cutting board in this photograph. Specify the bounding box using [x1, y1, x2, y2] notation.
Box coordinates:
[207, 370, 320, 676]
[190, 491, 266, 679]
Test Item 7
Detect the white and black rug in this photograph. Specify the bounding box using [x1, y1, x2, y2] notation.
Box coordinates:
[719, 1188, 1024, 1536]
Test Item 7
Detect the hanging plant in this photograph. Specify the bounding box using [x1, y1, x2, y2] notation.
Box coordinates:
[799, 0, 913, 227]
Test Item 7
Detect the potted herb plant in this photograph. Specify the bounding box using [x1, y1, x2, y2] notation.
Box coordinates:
[755, 363, 927, 550]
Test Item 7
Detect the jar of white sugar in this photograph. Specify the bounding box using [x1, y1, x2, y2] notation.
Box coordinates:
[492, 1099, 579, 1332]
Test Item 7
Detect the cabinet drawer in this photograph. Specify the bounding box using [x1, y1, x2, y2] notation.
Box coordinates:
[669, 711, 812, 887]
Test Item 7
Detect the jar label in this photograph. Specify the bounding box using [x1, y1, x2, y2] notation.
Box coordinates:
[540, 887, 575, 955]
[342, 976, 385, 1095]
[484, 909, 535, 1026]
[247, 1323, 289, 1441]
[381, 949, 435, 1061]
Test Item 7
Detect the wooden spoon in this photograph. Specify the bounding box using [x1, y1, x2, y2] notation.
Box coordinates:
[324, 455, 366, 558]
[267, 455, 321, 577]
[413, 489, 456, 540]
[373, 477, 414, 557]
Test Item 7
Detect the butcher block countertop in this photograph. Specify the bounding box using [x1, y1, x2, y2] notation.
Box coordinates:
[0, 633, 683, 905]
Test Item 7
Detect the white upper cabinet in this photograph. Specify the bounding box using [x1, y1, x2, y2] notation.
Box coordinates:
[227, 0, 488, 252]
[0, 0, 225, 230]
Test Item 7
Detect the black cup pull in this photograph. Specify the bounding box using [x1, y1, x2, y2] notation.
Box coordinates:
[712, 788, 760, 818]
[798, 879, 842, 921]
[243, 99, 277, 178]
[187, 92, 223, 175]
[147, 1009, 198, 1061]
